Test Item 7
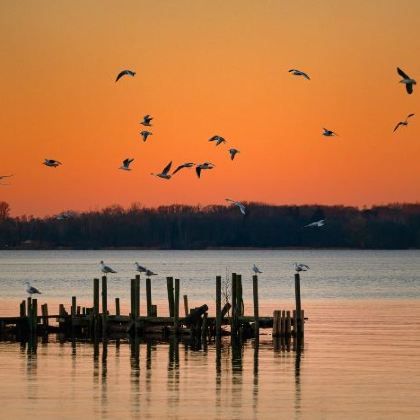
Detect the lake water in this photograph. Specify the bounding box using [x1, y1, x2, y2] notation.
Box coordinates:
[1, 250, 420, 418]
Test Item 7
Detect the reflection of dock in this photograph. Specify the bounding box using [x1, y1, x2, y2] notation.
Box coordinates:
[0, 273, 306, 349]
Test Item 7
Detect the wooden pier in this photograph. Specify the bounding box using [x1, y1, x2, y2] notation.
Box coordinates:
[0, 273, 306, 346]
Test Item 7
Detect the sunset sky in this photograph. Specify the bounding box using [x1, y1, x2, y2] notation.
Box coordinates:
[1, 0, 420, 216]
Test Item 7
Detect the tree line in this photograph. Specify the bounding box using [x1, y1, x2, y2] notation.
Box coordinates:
[0, 201, 420, 249]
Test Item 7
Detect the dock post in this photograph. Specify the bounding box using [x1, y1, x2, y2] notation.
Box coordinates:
[216, 276, 222, 337]
[150, 304, 157, 317]
[20, 300, 26, 317]
[286, 310, 291, 336]
[252, 275, 259, 337]
[202, 312, 208, 342]
[146, 277, 152, 316]
[301, 309, 305, 336]
[174, 278, 180, 333]
[27, 297, 32, 333]
[130, 278, 135, 319]
[231, 273, 237, 335]
[294, 273, 302, 337]
[31, 298, 38, 335]
[42, 304, 49, 328]
[93, 278, 100, 336]
[183, 294, 189, 317]
[102, 276, 108, 336]
[115, 298, 120, 316]
[71, 296, 77, 317]
[273, 310, 281, 337]
[236, 274, 243, 335]
[135, 274, 140, 317]
[166, 277, 175, 317]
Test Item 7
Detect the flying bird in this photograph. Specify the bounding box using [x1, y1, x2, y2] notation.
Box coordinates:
[209, 135, 226, 146]
[140, 130, 152, 142]
[119, 158, 134, 171]
[322, 128, 337, 137]
[225, 198, 246, 215]
[295, 263, 310, 272]
[25, 281, 41, 295]
[140, 115, 153, 127]
[43, 159, 62, 167]
[115, 69, 136, 82]
[393, 114, 415, 132]
[288, 69, 310, 80]
[229, 148, 240, 160]
[172, 162, 195, 175]
[195, 162, 215, 178]
[397, 67, 416, 94]
[304, 219, 325, 228]
[151, 161, 172, 179]
[135, 262, 148, 273]
[100, 260, 117, 274]
[0, 175, 13, 180]
[252, 264, 263, 274]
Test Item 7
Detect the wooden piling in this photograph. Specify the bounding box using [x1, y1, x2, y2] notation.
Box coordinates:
[174, 278, 180, 332]
[76, 306, 81, 315]
[286, 310, 291, 336]
[294, 273, 302, 336]
[20, 300, 26, 318]
[273, 310, 281, 337]
[146, 277, 152, 316]
[216, 276, 222, 337]
[71, 296, 77, 317]
[130, 278, 135, 318]
[135, 274, 140, 317]
[281, 310, 286, 336]
[301, 309, 305, 336]
[115, 298, 120, 316]
[231, 273, 237, 335]
[102, 276, 108, 336]
[41, 303, 49, 327]
[236, 275, 243, 317]
[166, 277, 175, 317]
[150, 304, 157, 317]
[202, 312, 208, 341]
[183, 294, 189, 318]
[93, 278, 100, 318]
[252, 275, 259, 336]
[31, 298, 38, 333]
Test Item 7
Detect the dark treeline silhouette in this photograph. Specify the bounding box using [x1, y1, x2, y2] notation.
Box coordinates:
[1, 201, 420, 249]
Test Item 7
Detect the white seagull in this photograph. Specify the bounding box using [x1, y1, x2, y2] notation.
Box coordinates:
[119, 158, 134, 171]
[252, 264, 263, 274]
[145, 269, 157, 277]
[140, 130, 152, 142]
[115, 69, 136, 82]
[172, 162, 195, 175]
[195, 162, 215, 178]
[151, 161, 172, 179]
[225, 198, 246, 215]
[288, 69, 310, 80]
[295, 263, 310, 272]
[140, 115, 153, 127]
[229, 148, 240, 160]
[393, 114, 415, 132]
[209, 135, 226, 146]
[56, 211, 74, 220]
[100, 260, 117, 274]
[322, 128, 337, 137]
[397, 67, 416, 94]
[43, 159, 62, 167]
[25, 281, 41, 295]
[304, 219, 325, 228]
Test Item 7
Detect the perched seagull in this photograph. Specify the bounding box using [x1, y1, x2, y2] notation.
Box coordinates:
[145, 269, 157, 277]
[151, 161, 172, 179]
[229, 148, 240, 160]
[195, 162, 215, 178]
[322, 128, 337, 137]
[43, 159, 62, 167]
[115, 69, 136, 82]
[119, 158, 134, 171]
[295, 263, 310, 272]
[56, 211, 74, 220]
[172, 162, 195, 175]
[225, 198, 246, 215]
[393, 113, 415, 132]
[304, 219, 325, 228]
[134, 262, 147, 273]
[140, 115, 153, 127]
[140, 130, 152, 142]
[209, 135, 226, 146]
[252, 264, 263, 274]
[288, 69, 310, 80]
[397, 67, 416, 94]
[25, 281, 41, 295]
[100, 260, 117, 274]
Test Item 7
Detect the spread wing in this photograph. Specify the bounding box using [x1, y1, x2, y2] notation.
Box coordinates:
[196, 166, 202, 178]
[393, 122, 403, 132]
[406, 83, 413, 94]
[162, 161, 172, 174]
[397, 67, 410, 79]
[407, 113, 415, 118]
[172, 164, 185, 175]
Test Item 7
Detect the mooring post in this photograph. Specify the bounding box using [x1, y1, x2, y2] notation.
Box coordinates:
[236, 274, 243, 335]
[42, 303, 49, 328]
[93, 278, 100, 335]
[231, 273, 237, 335]
[130, 278, 135, 319]
[273, 310, 281, 337]
[286, 310, 291, 336]
[71, 296, 77, 317]
[135, 274, 140, 317]
[202, 312, 208, 342]
[174, 278, 180, 332]
[294, 273, 302, 337]
[166, 277, 175, 317]
[253, 275, 259, 337]
[146, 277, 152, 316]
[20, 300, 26, 317]
[183, 294, 189, 317]
[27, 297, 32, 333]
[301, 309, 305, 336]
[150, 304, 157, 317]
[102, 276, 108, 336]
[115, 298, 120, 316]
[32, 298, 38, 334]
[216, 275, 222, 337]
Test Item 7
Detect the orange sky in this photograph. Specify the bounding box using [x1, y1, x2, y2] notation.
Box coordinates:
[1, 0, 420, 216]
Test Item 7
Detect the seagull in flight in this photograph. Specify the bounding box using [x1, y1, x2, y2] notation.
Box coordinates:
[393, 114, 415, 132]
[397, 67, 416, 94]
[119, 158, 134, 171]
[0, 175, 13, 180]
[140, 130, 152, 142]
[140, 115, 153, 127]
[209, 135, 226, 146]
[172, 162, 195, 175]
[288, 69, 310, 80]
[295, 263, 310, 272]
[115, 69, 136, 82]
[100, 260, 117, 274]
[304, 219, 325, 228]
[229, 148, 240, 160]
[195, 162, 215, 178]
[151, 161, 172, 179]
[252, 264, 263, 274]
[43, 159, 62, 167]
[135, 262, 148, 273]
[25, 281, 41, 295]
[225, 198, 246, 215]
[322, 128, 337, 137]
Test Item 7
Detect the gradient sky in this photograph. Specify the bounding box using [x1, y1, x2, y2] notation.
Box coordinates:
[1, 0, 420, 216]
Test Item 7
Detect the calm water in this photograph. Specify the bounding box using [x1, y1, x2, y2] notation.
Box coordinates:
[1, 250, 420, 418]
